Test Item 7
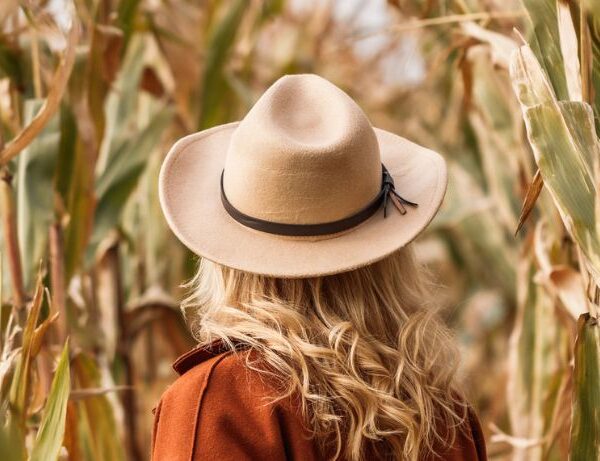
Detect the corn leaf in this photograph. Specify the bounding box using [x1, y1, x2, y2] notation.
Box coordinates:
[434, 163, 517, 296]
[58, 22, 126, 279]
[570, 314, 600, 459]
[59, 59, 97, 281]
[87, 20, 122, 149]
[16, 100, 60, 289]
[116, 0, 141, 52]
[461, 22, 518, 68]
[522, 0, 570, 100]
[507, 255, 565, 460]
[72, 353, 126, 461]
[583, 0, 600, 17]
[103, 36, 146, 140]
[0, 413, 25, 461]
[87, 105, 172, 260]
[82, 31, 172, 264]
[9, 274, 44, 419]
[198, 0, 247, 129]
[548, 267, 589, 319]
[584, 15, 600, 132]
[29, 340, 70, 461]
[515, 170, 543, 235]
[510, 45, 600, 284]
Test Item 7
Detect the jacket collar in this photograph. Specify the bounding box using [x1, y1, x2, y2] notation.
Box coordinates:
[172, 339, 232, 375]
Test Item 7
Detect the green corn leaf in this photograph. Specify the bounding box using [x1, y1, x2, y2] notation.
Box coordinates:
[198, 0, 247, 129]
[29, 340, 71, 461]
[70, 33, 170, 268]
[16, 100, 60, 289]
[570, 314, 600, 460]
[54, 104, 77, 207]
[87, 105, 173, 261]
[60, 136, 96, 283]
[58, 55, 98, 282]
[105, 36, 146, 136]
[510, 45, 600, 284]
[95, 105, 172, 200]
[116, 0, 141, 52]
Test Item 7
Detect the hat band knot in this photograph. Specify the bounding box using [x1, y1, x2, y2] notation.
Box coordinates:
[220, 164, 418, 237]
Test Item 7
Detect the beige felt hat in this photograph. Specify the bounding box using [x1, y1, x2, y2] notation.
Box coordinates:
[159, 74, 447, 278]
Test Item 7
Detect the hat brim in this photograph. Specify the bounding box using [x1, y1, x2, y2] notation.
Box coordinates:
[159, 122, 447, 278]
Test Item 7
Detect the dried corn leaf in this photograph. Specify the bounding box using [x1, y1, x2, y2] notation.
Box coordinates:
[72, 352, 126, 461]
[549, 267, 589, 319]
[557, 3, 582, 101]
[508, 248, 569, 460]
[8, 272, 44, 418]
[515, 170, 543, 236]
[460, 22, 518, 68]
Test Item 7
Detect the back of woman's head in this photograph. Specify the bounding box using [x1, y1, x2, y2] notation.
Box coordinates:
[182, 246, 466, 461]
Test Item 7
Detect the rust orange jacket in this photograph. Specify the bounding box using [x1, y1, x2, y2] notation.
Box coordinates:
[152, 343, 487, 461]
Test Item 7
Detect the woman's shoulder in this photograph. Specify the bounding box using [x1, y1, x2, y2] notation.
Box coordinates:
[158, 343, 269, 414]
[152, 343, 320, 460]
[151, 346, 238, 460]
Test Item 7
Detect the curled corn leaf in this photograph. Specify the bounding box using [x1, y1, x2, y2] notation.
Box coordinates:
[510, 45, 600, 285]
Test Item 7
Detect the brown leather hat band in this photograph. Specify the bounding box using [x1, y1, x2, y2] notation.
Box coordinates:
[220, 164, 417, 237]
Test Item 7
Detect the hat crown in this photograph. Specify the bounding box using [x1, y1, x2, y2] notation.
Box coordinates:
[223, 74, 382, 225]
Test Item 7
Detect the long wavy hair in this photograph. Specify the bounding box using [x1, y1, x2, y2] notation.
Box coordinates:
[182, 245, 466, 460]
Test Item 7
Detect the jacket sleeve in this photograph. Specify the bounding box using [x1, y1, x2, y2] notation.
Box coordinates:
[151, 351, 321, 461]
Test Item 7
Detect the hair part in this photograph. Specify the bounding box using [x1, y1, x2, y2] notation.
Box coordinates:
[182, 246, 467, 460]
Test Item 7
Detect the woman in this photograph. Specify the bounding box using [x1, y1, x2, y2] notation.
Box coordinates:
[152, 74, 487, 460]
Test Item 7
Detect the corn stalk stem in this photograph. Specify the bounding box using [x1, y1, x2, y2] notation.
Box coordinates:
[136, 255, 157, 382]
[49, 222, 67, 341]
[102, 242, 143, 461]
[30, 26, 42, 99]
[0, 168, 26, 308]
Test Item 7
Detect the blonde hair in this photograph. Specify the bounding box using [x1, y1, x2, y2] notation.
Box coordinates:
[182, 246, 466, 460]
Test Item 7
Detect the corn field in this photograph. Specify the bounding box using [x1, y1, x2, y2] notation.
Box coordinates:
[0, 0, 599, 460]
